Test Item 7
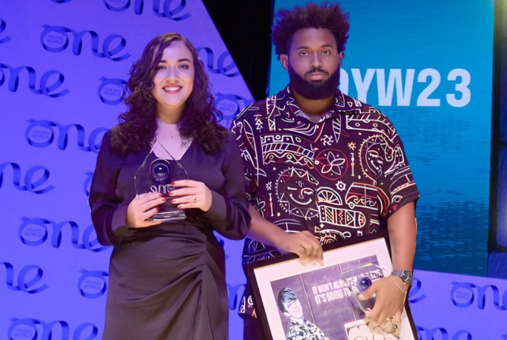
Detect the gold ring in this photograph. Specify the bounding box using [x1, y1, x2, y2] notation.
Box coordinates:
[193, 196, 197, 203]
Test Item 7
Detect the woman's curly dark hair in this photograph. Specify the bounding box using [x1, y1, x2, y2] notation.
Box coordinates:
[112, 33, 226, 155]
[272, 2, 350, 57]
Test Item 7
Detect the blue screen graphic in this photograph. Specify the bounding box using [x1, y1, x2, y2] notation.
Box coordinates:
[270, 0, 494, 275]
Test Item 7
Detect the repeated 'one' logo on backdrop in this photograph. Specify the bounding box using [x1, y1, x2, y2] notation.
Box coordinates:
[227, 283, 245, 311]
[451, 281, 507, 310]
[18, 217, 111, 253]
[197, 47, 241, 78]
[78, 270, 109, 299]
[40, 24, 131, 61]
[214, 92, 254, 120]
[103, 0, 191, 21]
[416, 326, 472, 340]
[98, 77, 127, 105]
[0, 162, 54, 194]
[0, 63, 69, 97]
[84, 171, 94, 197]
[8, 319, 98, 340]
[25, 119, 107, 153]
[407, 276, 426, 304]
[0, 18, 12, 44]
[0, 262, 48, 294]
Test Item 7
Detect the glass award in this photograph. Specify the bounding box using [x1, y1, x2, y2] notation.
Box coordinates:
[340, 263, 389, 318]
[134, 143, 189, 222]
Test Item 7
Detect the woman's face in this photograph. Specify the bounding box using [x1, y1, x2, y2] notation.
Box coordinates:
[151, 40, 195, 122]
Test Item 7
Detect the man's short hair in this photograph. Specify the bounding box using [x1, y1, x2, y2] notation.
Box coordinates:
[277, 287, 298, 313]
[272, 1, 350, 57]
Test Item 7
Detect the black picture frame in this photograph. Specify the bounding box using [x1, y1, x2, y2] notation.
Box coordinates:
[245, 235, 418, 340]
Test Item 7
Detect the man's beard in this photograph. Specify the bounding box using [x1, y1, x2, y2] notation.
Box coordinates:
[288, 64, 340, 100]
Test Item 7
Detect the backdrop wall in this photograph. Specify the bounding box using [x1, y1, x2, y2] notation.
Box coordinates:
[0, 1, 253, 338]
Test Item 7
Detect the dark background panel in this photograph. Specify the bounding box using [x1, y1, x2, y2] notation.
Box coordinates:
[202, 0, 273, 101]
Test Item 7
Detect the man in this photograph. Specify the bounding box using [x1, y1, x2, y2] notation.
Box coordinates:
[231, 3, 419, 339]
[277, 287, 329, 340]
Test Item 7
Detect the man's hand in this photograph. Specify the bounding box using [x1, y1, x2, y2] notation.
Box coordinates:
[246, 204, 324, 265]
[358, 275, 407, 326]
[275, 231, 323, 265]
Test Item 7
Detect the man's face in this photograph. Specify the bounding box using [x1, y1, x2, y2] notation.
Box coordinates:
[280, 28, 343, 100]
[284, 298, 304, 319]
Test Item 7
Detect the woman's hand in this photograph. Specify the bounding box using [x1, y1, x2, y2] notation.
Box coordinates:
[126, 193, 166, 228]
[169, 180, 212, 212]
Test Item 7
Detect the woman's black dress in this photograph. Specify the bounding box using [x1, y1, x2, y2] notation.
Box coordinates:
[89, 130, 250, 340]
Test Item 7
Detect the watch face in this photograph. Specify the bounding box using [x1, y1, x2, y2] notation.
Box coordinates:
[392, 270, 413, 285]
[402, 272, 413, 284]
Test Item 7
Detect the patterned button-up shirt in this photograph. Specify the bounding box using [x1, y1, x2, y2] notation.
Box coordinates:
[286, 319, 329, 340]
[231, 86, 419, 317]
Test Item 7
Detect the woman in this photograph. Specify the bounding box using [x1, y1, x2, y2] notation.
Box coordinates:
[89, 33, 250, 340]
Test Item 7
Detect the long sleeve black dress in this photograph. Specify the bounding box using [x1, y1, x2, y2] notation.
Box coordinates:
[89, 130, 250, 340]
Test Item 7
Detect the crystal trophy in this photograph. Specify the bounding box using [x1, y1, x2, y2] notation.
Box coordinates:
[340, 263, 388, 318]
[134, 143, 188, 222]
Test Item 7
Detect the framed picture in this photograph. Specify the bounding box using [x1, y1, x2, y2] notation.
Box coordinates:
[245, 236, 418, 340]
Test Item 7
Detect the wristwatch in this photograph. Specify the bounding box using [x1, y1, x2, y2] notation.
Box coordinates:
[391, 269, 413, 286]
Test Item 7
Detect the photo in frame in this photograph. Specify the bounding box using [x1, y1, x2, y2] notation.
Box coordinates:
[245, 237, 418, 340]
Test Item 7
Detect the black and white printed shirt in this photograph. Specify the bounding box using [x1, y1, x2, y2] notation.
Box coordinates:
[286, 319, 329, 340]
